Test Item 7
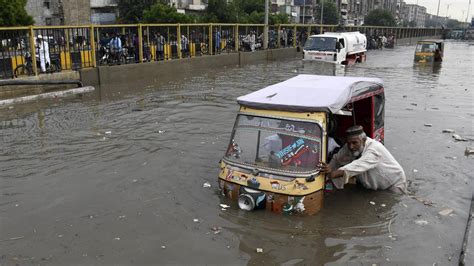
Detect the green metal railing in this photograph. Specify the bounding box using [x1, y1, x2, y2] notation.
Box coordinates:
[0, 23, 442, 79]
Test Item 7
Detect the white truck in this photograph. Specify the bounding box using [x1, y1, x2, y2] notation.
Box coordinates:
[303, 31, 367, 65]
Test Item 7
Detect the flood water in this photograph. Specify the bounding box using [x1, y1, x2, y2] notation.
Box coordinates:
[1, 40, 473, 265]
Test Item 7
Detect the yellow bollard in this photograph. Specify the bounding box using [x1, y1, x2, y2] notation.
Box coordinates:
[190, 42, 195, 57]
[80, 50, 92, 68]
[60, 51, 72, 70]
[11, 55, 26, 72]
[150, 45, 156, 61]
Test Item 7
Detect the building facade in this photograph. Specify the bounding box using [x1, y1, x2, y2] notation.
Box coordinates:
[26, 0, 64, 26]
[90, 0, 119, 25]
[402, 4, 426, 27]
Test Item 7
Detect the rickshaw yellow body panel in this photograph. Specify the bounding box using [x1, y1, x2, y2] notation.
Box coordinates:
[219, 106, 327, 198]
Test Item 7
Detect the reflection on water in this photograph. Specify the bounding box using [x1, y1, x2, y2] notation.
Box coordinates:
[0, 41, 473, 265]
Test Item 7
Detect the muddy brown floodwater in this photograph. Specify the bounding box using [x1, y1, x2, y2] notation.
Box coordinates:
[1, 40, 473, 265]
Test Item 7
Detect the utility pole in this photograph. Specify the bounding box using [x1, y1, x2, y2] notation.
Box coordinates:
[467, 0, 472, 23]
[303, 2, 306, 25]
[436, 0, 441, 17]
[264, 0, 269, 49]
[320, 0, 325, 25]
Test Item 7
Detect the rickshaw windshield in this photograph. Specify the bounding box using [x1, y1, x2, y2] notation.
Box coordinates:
[416, 43, 436, 52]
[304, 37, 337, 51]
[225, 115, 322, 173]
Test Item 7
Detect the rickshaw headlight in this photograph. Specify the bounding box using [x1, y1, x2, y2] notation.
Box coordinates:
[238, 194, 255, 211]
[238, 188, 266, 211]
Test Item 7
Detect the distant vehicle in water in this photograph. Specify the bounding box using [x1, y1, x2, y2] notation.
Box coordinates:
[218, 75, 385, 215]
[414, 40, 444, 63]
[303, 31, 367, 65]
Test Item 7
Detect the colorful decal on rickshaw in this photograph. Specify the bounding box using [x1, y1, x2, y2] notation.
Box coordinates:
[294, 180, 309, 190]
[270, 181, 286, 191]
[275, 138, 310, 166]
[247, 177, 260, 188]
[225, 169, 234, 181]
[282, 196, 306, 214]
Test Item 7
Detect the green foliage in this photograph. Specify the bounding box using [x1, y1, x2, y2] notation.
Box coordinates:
[143, 3, 193, 23]
[316, 1, 339, 25]
[269, 13, 289, 25]
[0, 0, 34, 26]
[204, 0, 237, 22]
[118, 0, 158, 23]
[364, 9, 396, 26]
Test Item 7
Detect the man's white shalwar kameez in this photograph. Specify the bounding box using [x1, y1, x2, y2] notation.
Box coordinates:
[329, 137, 407, 193]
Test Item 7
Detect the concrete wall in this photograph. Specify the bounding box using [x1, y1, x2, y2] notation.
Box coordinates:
[396, 35, 442, 46]
[80, 48, 299, 87]
[0, 71, 80, 99]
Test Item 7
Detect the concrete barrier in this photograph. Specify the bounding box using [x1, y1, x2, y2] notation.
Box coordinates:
[396, 36, 442, 46]
[0, 71, 81, 100]
[80, 48, 299, 87]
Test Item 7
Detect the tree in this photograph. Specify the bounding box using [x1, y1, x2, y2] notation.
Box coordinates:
[143, 3, 193, 23]
[204, 0, 237, 23]
[0, 0, 34, 26]
[269, 13, 289, 25]
[316, 1, 339, 25]
[117, 0, 158, 23]
[364, 9, 396, 26]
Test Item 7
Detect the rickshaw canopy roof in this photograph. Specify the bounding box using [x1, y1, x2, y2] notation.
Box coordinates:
[237, 74, 384, 113]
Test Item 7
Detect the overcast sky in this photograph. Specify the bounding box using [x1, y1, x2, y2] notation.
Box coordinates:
[405, 0, 472, 21]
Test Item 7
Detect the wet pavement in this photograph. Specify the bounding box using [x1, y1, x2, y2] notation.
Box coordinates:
[1, 40, 473, 265]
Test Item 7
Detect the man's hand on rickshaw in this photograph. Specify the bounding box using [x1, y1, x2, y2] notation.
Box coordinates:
[317, 162, 331, 174]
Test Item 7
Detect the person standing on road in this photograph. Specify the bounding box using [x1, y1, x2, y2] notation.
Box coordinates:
[36, 35, 50, 73]
[108, 33, 122, 61]
[214, 29, 221, 54]
[154, 32, 165, 61]
[319, 125, 407, 194]
[181, 34, 189, 57]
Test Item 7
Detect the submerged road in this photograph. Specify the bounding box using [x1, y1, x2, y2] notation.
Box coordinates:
[1, 41, 473, 265]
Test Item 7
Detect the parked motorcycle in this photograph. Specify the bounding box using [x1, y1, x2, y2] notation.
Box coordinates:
[14, 51, 61, 77]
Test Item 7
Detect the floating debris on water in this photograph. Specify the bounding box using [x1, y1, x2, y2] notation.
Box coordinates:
[193, 219, 199, 223]
[203, 182, 211, 188]
[369, 201, 376, 205]
[465, 147, 474, 156]
[424, 124, 433, 127]
[220, 204, 230, 209]
[442, 129, 455, 133]
[452, 134, 468, 141]
[105, 131, 112, 134]
[415, 220, 428, 226]
[256, 248, 263, 253]
[438, 208, 454, 216]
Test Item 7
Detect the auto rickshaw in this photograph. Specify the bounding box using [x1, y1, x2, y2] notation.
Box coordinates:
[414, 40, 444, 63]
[218, 74, 385, 215]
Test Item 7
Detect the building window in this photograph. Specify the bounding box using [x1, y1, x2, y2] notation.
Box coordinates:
[44, 1, 50, 9]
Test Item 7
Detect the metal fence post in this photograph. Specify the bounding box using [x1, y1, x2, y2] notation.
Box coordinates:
[90, 25, 97, 67]
[177, 24, 182, 59]
[138, 24, 143, 63]
[277, 25, 281, 48]
[235, 24, 239, 52]
[28, 26, 38, 76]
[293, 24, 296, 48]
[209, 23, 213, 55]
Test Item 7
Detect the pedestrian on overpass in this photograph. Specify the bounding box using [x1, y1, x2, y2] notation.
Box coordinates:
[108, 32, 122, 62]
[36, 35, 50, 73]
[154, 32, 165, 61]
